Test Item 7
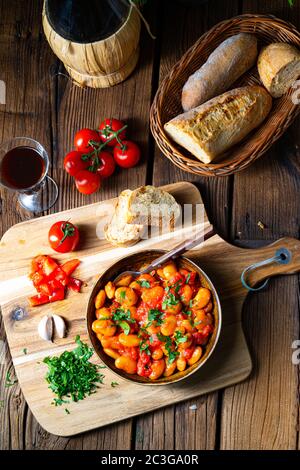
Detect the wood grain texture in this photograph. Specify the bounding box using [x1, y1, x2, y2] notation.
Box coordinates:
[0, 182, 259, 436]
[141, 0, 239, 451]
[0, 0, 157, 449]
[220, 0, 300, 451]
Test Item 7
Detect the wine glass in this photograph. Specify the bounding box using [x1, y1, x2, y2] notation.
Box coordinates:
[0, 137, 58, 213]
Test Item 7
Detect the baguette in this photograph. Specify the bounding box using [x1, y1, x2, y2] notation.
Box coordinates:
[257, 42, 300, 98]
[165, 85, 272, 164]
[104, 190, 144, 247]
[126, 185, 181, 227]
[182, 33, 258, 111]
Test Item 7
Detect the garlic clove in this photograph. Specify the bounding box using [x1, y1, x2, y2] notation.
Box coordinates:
[38, 315, 53, 342]
[52, 314, 66, 339]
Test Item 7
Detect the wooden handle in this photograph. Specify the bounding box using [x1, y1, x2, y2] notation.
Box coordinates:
[142, 224, 215, 273]
[245, 237, 300, 289]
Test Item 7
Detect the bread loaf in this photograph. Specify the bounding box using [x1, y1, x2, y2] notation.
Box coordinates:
[257, 42, 300, 98]
[126, 186, 181, 227]
[104, 190, 144, 247]
[181, 33, 258, 112]
[165, 85, 272, 164]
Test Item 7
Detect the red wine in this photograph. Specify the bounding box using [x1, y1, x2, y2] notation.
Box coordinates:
[0, 146, 45, 190]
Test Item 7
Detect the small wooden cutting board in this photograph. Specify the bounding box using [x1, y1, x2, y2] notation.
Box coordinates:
[2, 182, 298, 437]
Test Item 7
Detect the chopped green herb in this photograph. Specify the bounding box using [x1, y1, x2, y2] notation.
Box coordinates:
[186, 310, 192, 317]
[22, 348, 28, 355]
[65, 408, 70, 415]
[118, 321, 130, 335]
[162, 292, 179, 310]
[147, 308, 163, 325]
[112, 308, 135, 335]
[137, 280, 151, 288]
[43, 336, 105, 406]
[157, 334, 179, 364]
[185, 273, 191, 284]
[111, 381, 119, 388]
[119, 290, 126, 300]
[98, 365, 107, 369]
[189, 300, 193, 308]
[139, 339, 151, 356]
[174, 330, 188, 346]
[5, 371, 17, 388]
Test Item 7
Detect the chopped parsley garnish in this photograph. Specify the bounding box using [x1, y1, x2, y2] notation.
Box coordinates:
[162, 292, 179, 310]
[111, 381, 119, 388]
[137, 280, 151, 288]
[43, 336, 105, 406]
[119, 290, 126, 300]
[140, 339, 151, 356]
[112, 308, 135, 335]
[157, 334, 179, 364]
[5, 371, 17, 388]
[174, 330, 188, 346]
[147, 308, 163, 325]
[23, 348, 27, 355]
[65, 408, 70, 415]
[185, 273, 191, 284]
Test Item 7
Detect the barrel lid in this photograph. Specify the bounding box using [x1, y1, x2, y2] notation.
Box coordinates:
[45, 0, 131, 43]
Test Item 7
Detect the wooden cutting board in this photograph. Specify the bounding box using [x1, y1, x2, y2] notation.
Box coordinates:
[1, 182, 300, 437]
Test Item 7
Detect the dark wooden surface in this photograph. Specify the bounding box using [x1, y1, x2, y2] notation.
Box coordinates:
[0, 0, 299, 450]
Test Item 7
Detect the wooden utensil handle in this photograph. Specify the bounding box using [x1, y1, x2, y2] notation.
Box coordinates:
[245, 237, 300, 289]
[142, 224, 215, 273]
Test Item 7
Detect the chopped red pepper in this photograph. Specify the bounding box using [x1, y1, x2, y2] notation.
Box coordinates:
[28, 294, 50, 307]
[61, 259, 80, 276]
[28, 255, 82, 307]
[68, 277, 83, 292]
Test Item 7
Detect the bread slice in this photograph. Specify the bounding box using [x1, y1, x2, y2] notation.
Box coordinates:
[258, 42, 300, 98]
[104, 190, 144, 247]
[126, 186, 181, 227]
[182, 33, 258, 111]
[165, 85, 272, 163]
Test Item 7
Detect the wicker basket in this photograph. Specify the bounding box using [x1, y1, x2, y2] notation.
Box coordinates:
[150, 14, 300, 177]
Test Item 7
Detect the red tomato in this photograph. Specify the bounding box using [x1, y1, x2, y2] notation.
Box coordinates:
[68, 277, 83, 293]
[48, 221, 80, 253]
[75, 170, 101, 195]
[63, 151, 88, 176]
[74, 128, 100, 153]
[113, 140, 140, 168]
[99, 118, 126, 146]
[61, 259, 81, 276]
[96, 151, 116, 178]
[28, 294, 50, 307]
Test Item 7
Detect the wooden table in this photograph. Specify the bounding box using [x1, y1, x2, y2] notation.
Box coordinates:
[0, 0, 299, 450]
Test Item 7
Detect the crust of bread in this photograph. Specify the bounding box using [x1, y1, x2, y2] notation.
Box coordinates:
[104, 190, 144, 247]
[258, 42, 300, 98]
[126, 185, 181, 227]
[181, 33, 258, 111]
[165, 85, 272, 163]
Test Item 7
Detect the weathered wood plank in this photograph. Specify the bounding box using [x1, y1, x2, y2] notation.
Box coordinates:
[221, 0, 300, 450]
[0, 0, 157, 449]
[135, 0, 239, 450]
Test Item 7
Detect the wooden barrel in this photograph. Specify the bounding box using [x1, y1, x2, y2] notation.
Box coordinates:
[42, 1, 141, 88]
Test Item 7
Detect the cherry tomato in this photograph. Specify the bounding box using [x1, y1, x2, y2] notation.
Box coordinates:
[63, 150, 88, 176]
[74, 128, 101, 153]
[75, 170, 101, 195]
[96, 151, 116, 178]
[113, 140, 140, 168]
[48, 221, 80, 253]
[99, 118, 126, 146]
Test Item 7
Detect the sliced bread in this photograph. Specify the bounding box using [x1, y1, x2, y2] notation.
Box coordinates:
[165, 86, 272, 163]
[104, 190, 144, 247]
[258, 43, 300, 98]
[126, 185, 181, 227]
